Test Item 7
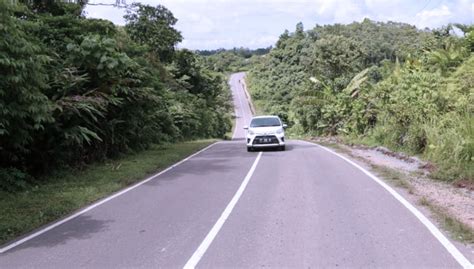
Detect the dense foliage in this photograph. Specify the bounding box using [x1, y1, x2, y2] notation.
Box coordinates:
[198, 47, 271, 73]
[0, 1, 231, 191]
[248, 20, 473, 181]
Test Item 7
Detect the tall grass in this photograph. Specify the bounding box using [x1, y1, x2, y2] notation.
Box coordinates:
[425, 113, 474, 180]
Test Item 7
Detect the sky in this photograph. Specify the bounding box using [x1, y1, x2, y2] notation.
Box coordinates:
[84, 0, 474, 50]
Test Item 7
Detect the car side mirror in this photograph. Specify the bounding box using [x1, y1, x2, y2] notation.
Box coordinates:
[283, 124, 288, 129]
[243, 125, 248, 130]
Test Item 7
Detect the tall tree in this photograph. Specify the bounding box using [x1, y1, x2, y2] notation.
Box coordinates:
[18, 0, 86, 15]
[124, 3, 182, 63]
[0, 1, 53, 164]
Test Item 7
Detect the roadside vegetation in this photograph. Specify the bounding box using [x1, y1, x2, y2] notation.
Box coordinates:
[0, 1, 232, 193]
[247, 20, 473, 181]
[0, 1, 232, 243]
[420, 198, 474, 244]
[197, 47, 270, 73]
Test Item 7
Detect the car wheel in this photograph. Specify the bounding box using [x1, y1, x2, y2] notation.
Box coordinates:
[280, 145, 285, 151]
[247, 147, 253, 152]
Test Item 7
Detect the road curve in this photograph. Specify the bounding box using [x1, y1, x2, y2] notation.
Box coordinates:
[0, 73, 471, 268]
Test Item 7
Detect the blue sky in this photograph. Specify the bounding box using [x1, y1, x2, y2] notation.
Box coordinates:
[84, 0, 473, 50]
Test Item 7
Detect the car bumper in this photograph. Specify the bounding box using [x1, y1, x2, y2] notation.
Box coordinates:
[246, 133, 285, 148]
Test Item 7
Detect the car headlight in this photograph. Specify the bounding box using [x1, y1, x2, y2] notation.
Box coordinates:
[248, 129, 255, 135]
[276, 128, 284, 134]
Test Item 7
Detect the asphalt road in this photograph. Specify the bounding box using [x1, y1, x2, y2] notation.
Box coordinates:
[0, 72, 472, 268]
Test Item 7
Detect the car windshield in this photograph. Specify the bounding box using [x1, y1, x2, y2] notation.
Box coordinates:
[250, 117, 281, 127]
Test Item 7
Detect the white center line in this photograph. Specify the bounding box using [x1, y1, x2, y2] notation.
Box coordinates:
[183, 151, 263, 269]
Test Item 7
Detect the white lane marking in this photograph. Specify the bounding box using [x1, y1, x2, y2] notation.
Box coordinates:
[240, 74, 255, 116]
[238, 75, 254, 117]
[184, 151, 263, 269]
[0, 142, 220, 254]
[302, 140, 473, 269]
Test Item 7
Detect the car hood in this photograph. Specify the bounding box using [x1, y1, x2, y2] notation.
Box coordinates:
[249, 126, 282, 135]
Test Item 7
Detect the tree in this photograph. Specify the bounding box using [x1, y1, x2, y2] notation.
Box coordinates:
[0, 2, 53, 165]
[276, 29, 290, 49]
[0, 0, 233, 192]
[124, 3, 182, 63]
[18, 0, 86, 15]
[427, 38, 468, 75]
[310, 34, 363, 88]
[295, 22, 305, 39]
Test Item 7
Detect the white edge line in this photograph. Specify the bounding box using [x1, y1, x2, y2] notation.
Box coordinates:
[240, 73, 255, 116]
[302, 140, 473, 269]
[183, 151, 263, 269]
[229, 75, 240, 140]
[0, 141, 220, 254]
[234, 76, 248, 138]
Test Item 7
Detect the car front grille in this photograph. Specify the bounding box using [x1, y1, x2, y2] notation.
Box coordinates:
[253, 135, 279, 145]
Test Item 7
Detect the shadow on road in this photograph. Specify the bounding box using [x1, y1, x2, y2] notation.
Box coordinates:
[144, 142, 256, 187]
[7, 215, 113, 253]
[243, 140, 317, 153]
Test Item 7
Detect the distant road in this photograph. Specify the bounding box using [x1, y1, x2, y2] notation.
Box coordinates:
[0, 72, 471, 268]
[229, 72, 253, 140]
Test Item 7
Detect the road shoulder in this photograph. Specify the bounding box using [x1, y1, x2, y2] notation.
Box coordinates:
[307, 138, 474, 262]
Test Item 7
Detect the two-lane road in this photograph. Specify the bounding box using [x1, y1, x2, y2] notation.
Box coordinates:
[0, 73, 472, 268]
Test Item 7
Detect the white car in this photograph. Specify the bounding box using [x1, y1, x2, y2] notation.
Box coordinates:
[244, 115, 287, 152]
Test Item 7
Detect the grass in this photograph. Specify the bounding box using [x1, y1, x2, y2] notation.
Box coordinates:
[418, 197, 474, 244]
[225, 115, 237, 140]
[0, 139, 216, 246]
[340, 134, 380, 148]
[316, 141, 351, 154]
[341, 133, 473, 183]
[369, 164, 414, 193]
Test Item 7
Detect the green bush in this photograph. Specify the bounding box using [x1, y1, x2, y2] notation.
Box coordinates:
[0, 2, 232, 191]
[425, 113, 474, 180]
[0, 168, 31, 192]
[248, 20, 473, 181]
[0, 1, 54, 167]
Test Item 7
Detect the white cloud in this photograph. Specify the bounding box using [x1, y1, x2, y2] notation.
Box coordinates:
[333, 1, 365, 23]
[248, 35, 279, 47]
[180, 13, 216, 34]
[83, 4, 126, 25]
[415, 5, 452, 28]
[365, 0, 407, 12]
[179, 37, 237, 49]
[84, 0, 474, 49]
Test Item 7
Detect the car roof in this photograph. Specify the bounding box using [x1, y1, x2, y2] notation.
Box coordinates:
[251, 115, 280, 119]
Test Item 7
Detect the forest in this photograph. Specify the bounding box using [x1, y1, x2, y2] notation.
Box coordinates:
[0, 1, 232, 192]
[197, 47, 271, 73]
[247, 20, 473, 181]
